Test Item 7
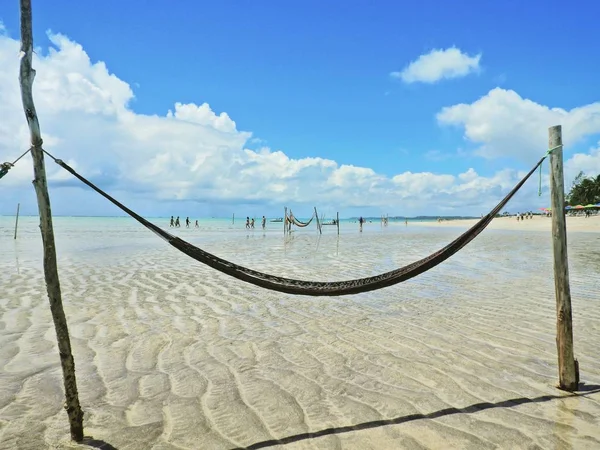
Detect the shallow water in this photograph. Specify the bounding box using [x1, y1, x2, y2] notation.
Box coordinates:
[1, 217, 599, 449]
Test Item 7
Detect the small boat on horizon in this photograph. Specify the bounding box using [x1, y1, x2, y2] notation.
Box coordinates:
[270, 218, 283, 223]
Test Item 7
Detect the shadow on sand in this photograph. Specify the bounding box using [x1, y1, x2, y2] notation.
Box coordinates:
[233, 384, 600, 450]
[80, 436, 119, 449]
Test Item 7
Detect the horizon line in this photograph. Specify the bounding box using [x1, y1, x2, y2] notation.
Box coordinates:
[0, 214, 483, 220]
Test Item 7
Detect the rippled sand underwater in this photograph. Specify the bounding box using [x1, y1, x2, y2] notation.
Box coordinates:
[1, 218, 599, 449]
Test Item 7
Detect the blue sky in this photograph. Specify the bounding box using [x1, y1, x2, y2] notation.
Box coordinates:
[1, 0, 599, 218]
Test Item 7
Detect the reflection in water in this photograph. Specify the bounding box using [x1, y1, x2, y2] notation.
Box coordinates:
[14, 240, 21, 274]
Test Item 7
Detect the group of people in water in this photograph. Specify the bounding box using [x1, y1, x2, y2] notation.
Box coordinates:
[169, 215, 270, 230]
[169, 216, 199, 228]
[246, 216, 267, 230]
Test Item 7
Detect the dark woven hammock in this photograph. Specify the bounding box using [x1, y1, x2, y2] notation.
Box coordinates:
[45, 150, 546, 296]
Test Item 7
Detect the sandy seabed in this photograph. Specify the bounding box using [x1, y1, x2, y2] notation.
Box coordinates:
[1, 217, 599, 449]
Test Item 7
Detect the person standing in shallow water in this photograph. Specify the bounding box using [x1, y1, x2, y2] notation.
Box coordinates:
[359, 216, 364, 232]
[195, 219, 199, 228]
[262, 216, 266, 230]
[186, 217, 190, 228]
[251, 218, 255, 229]
[170, 216, 174, 227]
[175, 216, 180, 227]
[246, 217, 250, 229]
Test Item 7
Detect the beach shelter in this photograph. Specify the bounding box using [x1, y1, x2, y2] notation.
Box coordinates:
[565, 205, 573, 210]
[584, 204, 597, 208]
[574, 205, 585, 210]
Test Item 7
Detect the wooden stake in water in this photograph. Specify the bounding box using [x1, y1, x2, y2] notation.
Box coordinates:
[284, 207, 287, 235]
[549, 124, 579, 392]
[336, 212, 340, 235]
[314, 206, 322, 234]
[19, 0, 84, 440]
[14, 203, 20, 239]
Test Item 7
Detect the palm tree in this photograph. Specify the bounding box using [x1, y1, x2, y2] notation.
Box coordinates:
[566, 171, 600, 205]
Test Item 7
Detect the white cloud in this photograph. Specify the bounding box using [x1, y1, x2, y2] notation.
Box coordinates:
[391, 47, 481, 84]
[437, 88, 600, 162]
[565, 142, 600, 186]
[0, 31, 599, 218]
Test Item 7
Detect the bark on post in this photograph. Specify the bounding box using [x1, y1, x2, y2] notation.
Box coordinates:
[549, 125, 579, 392]
[14, 203, 20, 239]
[19, 0, 84, 440]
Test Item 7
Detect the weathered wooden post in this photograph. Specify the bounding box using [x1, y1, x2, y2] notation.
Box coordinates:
[19, 0, 84, 440]
[336, 212, 340, 235]
[14, 203, 20, 239]
[549, 124, 579, 391]
[314, 206, 322, 234]
[284, 207, 287, 235]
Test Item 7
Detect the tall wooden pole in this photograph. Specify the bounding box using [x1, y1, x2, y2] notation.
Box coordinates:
[14, 203, 20, 239]
[19, 0, 84, 440]
[284, 207, 287, 235]
[549, 125, 578, 392]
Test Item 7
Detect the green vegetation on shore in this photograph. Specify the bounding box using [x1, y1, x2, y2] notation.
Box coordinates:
[567, 171, 600, 206]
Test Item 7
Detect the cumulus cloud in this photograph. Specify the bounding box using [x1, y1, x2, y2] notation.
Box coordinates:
[565, 141, 600, 186]
[0, 30, 598, 218]
[437, 88, 600, 162]
[391, 47, 481, 84]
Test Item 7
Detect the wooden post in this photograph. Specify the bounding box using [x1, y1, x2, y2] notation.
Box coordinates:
[549, 124, 578, 392]
[19, 0, 84, 440]
[284, 207, 287, 235]
[336, 212, 340, 235]
[314, 206, 322, 234]
[14, 203, 20, 239]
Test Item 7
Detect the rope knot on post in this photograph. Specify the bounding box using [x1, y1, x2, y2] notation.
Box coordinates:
[538, 144, 565, 196]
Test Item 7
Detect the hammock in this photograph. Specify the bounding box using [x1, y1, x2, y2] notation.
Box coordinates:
[289, 210, 315, 228]
[0, 148, 31, 180]
[44, 150, 546, 296]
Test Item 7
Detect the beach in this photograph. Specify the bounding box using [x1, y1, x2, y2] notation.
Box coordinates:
[414, 214, 600, 233]
[1, 217, 599, 449]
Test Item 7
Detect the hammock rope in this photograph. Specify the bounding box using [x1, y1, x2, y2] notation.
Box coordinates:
[538, 144, 561, 196]
[43, 149, 546, 296]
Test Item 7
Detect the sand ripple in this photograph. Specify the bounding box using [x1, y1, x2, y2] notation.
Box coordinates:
[1, 225, 599, 449]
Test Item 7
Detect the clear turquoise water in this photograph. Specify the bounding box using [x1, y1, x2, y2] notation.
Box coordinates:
[0, 215, 439, 241]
